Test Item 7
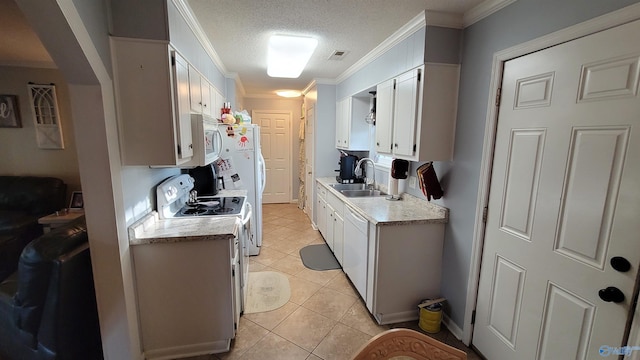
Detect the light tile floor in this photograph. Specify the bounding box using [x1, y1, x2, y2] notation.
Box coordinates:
[190, 203, 482, 360]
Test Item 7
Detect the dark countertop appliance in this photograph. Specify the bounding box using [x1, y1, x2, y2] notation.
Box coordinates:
[336, 154, 364, 184]
[188, 163, 219, 196]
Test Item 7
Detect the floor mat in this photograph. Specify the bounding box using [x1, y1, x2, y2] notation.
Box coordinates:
[244, 271, 291, 314]
[299, 244, 341, 271]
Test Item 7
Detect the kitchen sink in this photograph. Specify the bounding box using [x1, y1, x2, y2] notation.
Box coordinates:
[340, 189, 387, 197]
[329, 183, 367, 191]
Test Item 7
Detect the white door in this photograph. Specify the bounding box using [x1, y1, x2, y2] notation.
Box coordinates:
[474, 20, 640, 359]
[305, 106, 315, 217]
[253, 111, 291, 203]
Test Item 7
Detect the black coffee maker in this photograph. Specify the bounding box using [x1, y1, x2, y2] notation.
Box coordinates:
[188, 163, 219, 196]
[336, 153, 363, 184]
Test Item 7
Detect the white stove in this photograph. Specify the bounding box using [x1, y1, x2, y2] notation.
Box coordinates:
[156, 174, 245, 219]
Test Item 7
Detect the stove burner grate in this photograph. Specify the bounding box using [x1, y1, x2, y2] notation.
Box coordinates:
[182, 208, 208, 215]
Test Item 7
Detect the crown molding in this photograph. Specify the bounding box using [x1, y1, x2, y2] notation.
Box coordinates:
[171, 0, 229, 77]
[335, 10, 426, 83]
[463, 0, 518, 27]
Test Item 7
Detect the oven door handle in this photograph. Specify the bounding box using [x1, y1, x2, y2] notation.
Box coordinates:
[242, 202, 252, 226]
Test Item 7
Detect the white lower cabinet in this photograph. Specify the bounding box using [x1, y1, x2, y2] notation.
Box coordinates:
[316, 181, 345, 266]
[366, 222, 444, 325]
[325, 203, 335, 251]
[316, 184, 327, 239]
[132, 237, 237, 358]
[326, 191, 344, 265]
[343, 205, 368, 299]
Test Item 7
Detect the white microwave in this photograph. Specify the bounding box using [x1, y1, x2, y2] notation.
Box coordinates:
[180, 114, 222, 167]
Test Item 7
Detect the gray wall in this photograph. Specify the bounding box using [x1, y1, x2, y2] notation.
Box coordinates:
[440, 0, 640, 328]
[0, 66, 81, 200]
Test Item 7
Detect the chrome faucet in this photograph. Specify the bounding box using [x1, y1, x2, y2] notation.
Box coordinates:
[356, 158, 376, 189]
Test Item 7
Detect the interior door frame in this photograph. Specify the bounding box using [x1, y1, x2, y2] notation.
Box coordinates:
[462, 3, 640, 346]
[251, 109, 293, 203]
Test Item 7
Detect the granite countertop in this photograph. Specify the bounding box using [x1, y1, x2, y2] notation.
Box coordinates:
[128, 212, 239, 245]
[128, 189, 247, 245]
[316, 177, 448, 226]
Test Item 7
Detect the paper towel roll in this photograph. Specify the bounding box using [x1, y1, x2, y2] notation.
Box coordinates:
[388, 177, 399, 197]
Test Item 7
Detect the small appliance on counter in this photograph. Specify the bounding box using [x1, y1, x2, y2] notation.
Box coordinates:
[188, 163, 219, 196]
[387, 159, 409, 200]
[336, 152, 365, 184]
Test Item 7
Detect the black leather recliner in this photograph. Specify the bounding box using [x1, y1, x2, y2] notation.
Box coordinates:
[0, 176, 67, 282]
[0, 216, 102, 360]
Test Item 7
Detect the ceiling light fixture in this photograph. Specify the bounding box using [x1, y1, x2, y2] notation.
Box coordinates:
[267, 35, 318, 78]
[276, 90, 302, 98]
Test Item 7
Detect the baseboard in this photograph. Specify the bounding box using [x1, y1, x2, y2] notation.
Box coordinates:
[144, 340, 230, 360]
[375, 310, 419, 325]
[442, 312, 465, 343]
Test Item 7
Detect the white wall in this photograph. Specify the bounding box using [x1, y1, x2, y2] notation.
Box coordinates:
[243, 96, 303, 201]
[0, 66, 81, 198]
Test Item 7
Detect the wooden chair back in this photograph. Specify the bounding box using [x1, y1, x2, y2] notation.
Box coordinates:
[351, 328, 467, 360]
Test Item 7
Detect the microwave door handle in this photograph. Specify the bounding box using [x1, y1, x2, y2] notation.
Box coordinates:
[214, 128, 223, 159]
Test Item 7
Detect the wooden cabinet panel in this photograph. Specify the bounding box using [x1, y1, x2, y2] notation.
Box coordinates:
[111, 38, 193, 166]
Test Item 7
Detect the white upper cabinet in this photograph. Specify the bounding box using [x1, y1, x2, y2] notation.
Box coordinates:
[375, 78, 395, 154]
[336, 96, 370, 151]
[375, 64, 459, 162]
[210, 86, 225, 120]
[111, 38, 193, 166]
[188, 66, 213, 116]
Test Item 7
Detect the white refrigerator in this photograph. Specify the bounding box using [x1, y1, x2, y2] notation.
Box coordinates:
[216, 124, 265, 255]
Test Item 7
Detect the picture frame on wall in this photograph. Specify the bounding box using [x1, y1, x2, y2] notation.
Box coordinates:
[69, 191, 84, 212]
[0, 95, 22, 128]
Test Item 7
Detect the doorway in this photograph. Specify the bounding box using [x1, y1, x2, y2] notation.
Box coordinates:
[252, 110, 292, 203]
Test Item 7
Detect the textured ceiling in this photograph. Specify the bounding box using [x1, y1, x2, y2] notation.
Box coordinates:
[187, 0, 485, 97]
[1, 0, 489, 96]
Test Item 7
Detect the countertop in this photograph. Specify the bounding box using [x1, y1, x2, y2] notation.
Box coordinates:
[128, 189, 247, 245]
[316, 177, 448, 226]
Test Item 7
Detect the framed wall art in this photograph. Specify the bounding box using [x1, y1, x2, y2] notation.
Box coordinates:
[0, 95, 22, 128]
[28, 83, 65, 149]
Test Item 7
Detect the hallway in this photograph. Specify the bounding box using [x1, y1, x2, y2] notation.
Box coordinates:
[201, 203, 481, 360]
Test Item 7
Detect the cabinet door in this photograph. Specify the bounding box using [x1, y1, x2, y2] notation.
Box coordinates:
[211, 86, 220, 119]
[325, 203, 335, 251]
[201, 79, 211, 117]
[335, 99, 344, 148]
[375, 79, 394, 154]
[392, 68, 419, 157]
[317, 197, 327, 238]
[188, 65, 202, 113]
[173, 52, 193, 159]
[333, 212, 344, 266]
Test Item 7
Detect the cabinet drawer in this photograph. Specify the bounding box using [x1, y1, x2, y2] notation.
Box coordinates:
[327, 191, 343, 216]
[317, 183, 327, 200]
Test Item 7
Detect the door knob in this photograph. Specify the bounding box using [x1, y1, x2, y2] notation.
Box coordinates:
[598, 287, 625, 303]
[610, 256, 631, 272]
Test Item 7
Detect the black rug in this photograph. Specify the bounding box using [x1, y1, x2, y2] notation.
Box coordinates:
[299, 244, 341, 271]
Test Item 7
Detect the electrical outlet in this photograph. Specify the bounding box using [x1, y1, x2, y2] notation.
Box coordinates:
[409, 176, 417, 189]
